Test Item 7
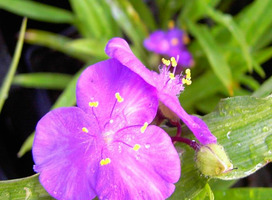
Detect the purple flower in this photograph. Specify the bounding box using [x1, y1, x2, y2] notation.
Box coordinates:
[106, 38, 217, 145]
[32, 59, 180, 200]
[144, 28, 194, 67]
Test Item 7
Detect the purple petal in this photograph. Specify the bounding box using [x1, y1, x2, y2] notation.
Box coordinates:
[94, 125, 180, 199]
[158, 92, 217, 145]
[105, 37, 159, 87]
[33, 107, 101, 200]
[143, 30, 170, 54]
[76, 58, 158, 131]
[173, 50, 194, 67]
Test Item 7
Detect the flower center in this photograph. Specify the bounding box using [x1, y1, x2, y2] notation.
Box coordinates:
[158, 56, 192, 97]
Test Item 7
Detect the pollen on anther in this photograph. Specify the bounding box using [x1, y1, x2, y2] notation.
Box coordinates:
[133, 144, 141, 151]
[82, 127, 89, 133]
[170, 57, 177, 67]
[169, 73, 175, 80]
[115, 92, 124, 103]
[140, 122, 148, 133]
[100, 158, 111, 166]
[162, 58, 171, 66]
[185, 69, 191, 79]
[89, 101, 99, 107]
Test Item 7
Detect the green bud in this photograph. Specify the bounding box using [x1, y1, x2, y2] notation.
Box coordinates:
[195, 143, 233, 177]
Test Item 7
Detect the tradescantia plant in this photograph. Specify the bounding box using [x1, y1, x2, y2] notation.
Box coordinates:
[0, 0, 272, 200]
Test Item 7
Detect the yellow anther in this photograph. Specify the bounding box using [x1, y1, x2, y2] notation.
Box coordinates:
[186, 80, 192, 85]
[171, 38, 179, 46]
[133, 144, 141, 151]
[182, 78, 192, 85]
[115, 92, 124, 103]
[162, 58, 170, 66]
[168, 20, 175, 29]
[170, 57, 177, 67]
[89, 101, 99, 107]
[82, 127, 89, 133]
[169, 73, 175, 80]
[140, 122, 148, 133]
[100, 158, 111, 166]
[185, 69, 191, 80]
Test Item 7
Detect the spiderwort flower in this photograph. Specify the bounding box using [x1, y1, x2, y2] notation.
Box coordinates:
[144, 28, 194, 67]
[106, 38, 217, 145]
[32, 59, 180, 200]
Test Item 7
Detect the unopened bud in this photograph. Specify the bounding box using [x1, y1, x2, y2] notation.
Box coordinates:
[195, 144, 233, 177]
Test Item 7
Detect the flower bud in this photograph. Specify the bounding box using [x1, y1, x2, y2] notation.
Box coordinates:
[195, 143, 233, 177]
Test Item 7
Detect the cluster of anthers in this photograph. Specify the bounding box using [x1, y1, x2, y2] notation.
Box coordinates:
[161, 57, 192, 85]
[159, 56, 192, 97]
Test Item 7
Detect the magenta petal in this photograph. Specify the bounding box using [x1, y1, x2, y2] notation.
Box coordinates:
[158, 93, 217, 145]
[33, 107, 100, 200]
[76, 58, 158, 130]
[105, 37, 159, 87]
[94, 125, 180, 199]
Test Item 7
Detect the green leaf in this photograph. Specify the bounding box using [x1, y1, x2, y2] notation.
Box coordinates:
[13, 73, 72, 90]
[178, 0, 220, 24]
[253, 24, 272, 50]
[0, 0, 75, 24]
[254, 46, 272, 64]
[213, 188, 272, 200]
[186, 21, 233, 94]
[192, 183, 214, 200]
[209, 179, 237, 190]
[24, 30, 107, 61]
[172, 95, 272, 198]
[204, 4, 253, 72]
[180, 71, 224, 112]
[0, 18, 27, 112]
[203, 96, 272, 180]
[159, 0, 184, 29]
[238, 74, 260, 91]
[0, 174, 53, 199]
[69, 0, 111, 38]
[253, 76, 272, 98]
[129, 0, 157, 31]
[67, 39, 108, 59]
[235, 0, 272, 47]
[106, 0, 148, 63]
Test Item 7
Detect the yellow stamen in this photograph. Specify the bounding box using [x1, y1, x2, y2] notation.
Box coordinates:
[170, 57, 177, 67]
[133, 144, 141, 151]
[82, 127, 89, 133]
[100, 158, 111, 166]
[168, 20, 175, 29]
[140, 122, 148, 133]
[162, 58, 170, 66]
[89, 101, 99, 107]
[182, 78, 192, 85]
[115, 92, 124, 102]
[169, 73, 175, 80]
[185, 69, 191, 80]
